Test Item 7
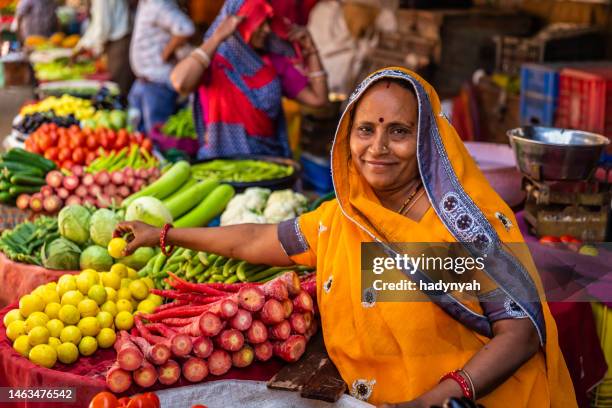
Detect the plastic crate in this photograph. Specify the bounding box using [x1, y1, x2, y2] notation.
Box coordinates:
[520, 63, 560, 99]
[300, 152, 333, 195]
[519, 94, 556, 126]
[555, 66, 612, 137]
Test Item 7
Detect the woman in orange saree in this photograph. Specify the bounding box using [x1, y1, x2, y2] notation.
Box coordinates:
[117, 67, 577, 407]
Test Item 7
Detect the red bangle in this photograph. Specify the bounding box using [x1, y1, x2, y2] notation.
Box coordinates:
[440, 370, 474, 400]
[160, 223, 174, 256]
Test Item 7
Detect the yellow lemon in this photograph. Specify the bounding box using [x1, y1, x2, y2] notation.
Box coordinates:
[46, 319, 64, 338]
[137, 300, 156, 314]
[81, 269, 100, 284]
[29, 344, 56, 368]
[19, 294, 45, 317]
[76, 273, 93, 295]
[96, 328, 116, 349]
[87, 285, 107, 306]
[31, 285, 46, 301]
[141, 278, 155, 290]
[116, 299, 133, 313]
[59, 325, 81, 345]
[28, 326, 50, 346]
[48, 337, 61, 350]
[61, 290, 83, 307]
[129, 280, 149, 300]
[127, 267, 138, 280]
[114, 311, 134, 331]
[78, 336, 98, 356]
[58, 304, 80, 325]
[146, 294, 163, 307]
[77, 316, 100, 337]
[101, 271, 121, 290]
[120, 278, 132, 289]
[3, 309, 23, 326]
[6, 320, 26, 341]
[56, 342, 78, 364]
[13, 335, 31, 357]
[40, 287, 60, 305]
[25, 312, 49, 332]
[78, 299, 99, 318]
[45, 282, 57, 292]
[110, 264, 128, 279]
[107, 238, 127, 259]
[100, 301, 118, 317]
[96, 311, 113, 329]
[117, 287, 132, 301]
[44, 302, 62, 320]
[57, 275, 77, 297]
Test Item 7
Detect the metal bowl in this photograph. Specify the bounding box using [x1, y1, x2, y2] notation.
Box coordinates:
[507, 126, 609, 180]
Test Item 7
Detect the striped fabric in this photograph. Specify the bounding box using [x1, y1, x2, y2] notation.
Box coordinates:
[130, 0, 195, 85]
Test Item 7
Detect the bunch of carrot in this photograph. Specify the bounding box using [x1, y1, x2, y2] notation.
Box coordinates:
[106, 271, 317, 393]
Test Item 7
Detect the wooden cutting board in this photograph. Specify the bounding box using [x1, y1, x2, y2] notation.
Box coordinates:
[267, 332, 347, 402]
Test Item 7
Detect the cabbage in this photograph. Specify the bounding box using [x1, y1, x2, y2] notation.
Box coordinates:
[80, 245, 114, 271]
[90, 208, 121, 247]
[125, 197, 173, 228]
[119, 247, 156, 270]
[42, 238, 81, 270]
[58, 205, 91, 245]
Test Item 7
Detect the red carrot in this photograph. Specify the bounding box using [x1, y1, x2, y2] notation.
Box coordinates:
[254, 341, 273, 362]
[293, 291, 314, 313]
[289, 313, 307, 335]
[217, 329, 244, 352]
[134, 315, 172, 346]
[193, 336, 214, 359]
[154, 300, 189, 313]
[167, 272, 229, 296]
[260, 299, 285, 325]
[208, 350, 232, 376]
[300, 274, 317, 299]
[208, 298, 239, 319]
[114, 331, 143, 371]
[246, 320, 268, 344]
[161, 317, 198, 327]
[183, 357, 209, 382]
[144, 305, 212, 321]
[147, 323, 193, 357]
[236, 286, 265, 312]
[278, 272, 301, 296]
[273, 335, 307, 363]
[177, 311, 223, 337]
[106, 362, 132, 393]
[261, 279, 288, 301]
[305, 319, 318, 341]
[158, 359, 181, 385]
[269, 320, 291, 341]
[133, 361, 158, 388]
[196, 282, 245, 292]
[232, 345, 254, 368]
[302, 312, 314, 330]
[230, 309, 252, 331]
[281, 299, 293, 319]
[131, 335, 171, 366]
[151, 289, 224, 304]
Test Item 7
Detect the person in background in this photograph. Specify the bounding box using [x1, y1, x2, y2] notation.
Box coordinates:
[170, 0, 328, 159]
[14, 0, 58, 40]
[270, 0, 318, 26]
[129, 0, 195, 134]
[76, 0, 134, 100]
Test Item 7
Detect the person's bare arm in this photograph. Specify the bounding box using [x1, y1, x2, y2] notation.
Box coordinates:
[161, 35, 190, 62]
[170, 15, 243, 95]
[116, 221, 293, 267]
[379, 318, 540, 408]
[288, 26, 328, 108]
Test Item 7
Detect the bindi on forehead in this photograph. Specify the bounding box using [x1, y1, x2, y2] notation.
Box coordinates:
[378, 117, 384, 123]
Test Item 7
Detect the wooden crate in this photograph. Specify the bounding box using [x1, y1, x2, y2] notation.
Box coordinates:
[475, 77, 520, 144]
[1, 60, 32, 87]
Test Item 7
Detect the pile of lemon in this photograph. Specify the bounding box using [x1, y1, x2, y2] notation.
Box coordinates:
[19, 95, 96, 121]
[3, 264, 162, 369]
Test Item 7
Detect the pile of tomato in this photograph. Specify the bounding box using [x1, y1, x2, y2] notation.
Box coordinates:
[24, 124, 153, 169]
[89, 391, 160, 408]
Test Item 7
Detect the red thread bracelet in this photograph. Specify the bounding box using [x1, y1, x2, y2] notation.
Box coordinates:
[440, 370, 474, 400]
[160, 223, 174, 256]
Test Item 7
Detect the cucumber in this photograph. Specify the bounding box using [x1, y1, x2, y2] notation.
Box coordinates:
[0, 181, 11, 191]
[4, 148, 56, 172]
[10, 174, 46, 186]
[123, 161, 191, 208]
[0, 162, 44, 177]
[174, 184, 235, 228]
[164, 180, 219, 219]
[9, 185, 41, 196]
[162, 177, 197, 206]
[0, 192, 11, 203]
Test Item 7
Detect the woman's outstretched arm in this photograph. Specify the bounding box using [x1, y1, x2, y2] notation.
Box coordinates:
[115, 221, 293, 267]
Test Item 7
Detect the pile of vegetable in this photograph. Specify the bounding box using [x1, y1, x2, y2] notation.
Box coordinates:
[192, 160, 294, 183]
[0, 216, 58, 265]
[122, 161, 235, 228]
[221, 188, 307, 225]
[20, 95, 95, 121]
[17, 162, 160, 213]
[4, 264, 161, 369]
[105, 271, 317, 393]
[80, 110, 129, 132]
[13, 112, 80, 134]
[161, 108, 196, 140]
[87, 145, 157, 174]
[538, 234, 599, 256]
[25, 124, 151, 169]
[0, 148, 57, 205]
[33, 60, 96, 82]
[25, 33, 80, 49]
[89, 391, 160, 408]
[140, 248, 312, 290]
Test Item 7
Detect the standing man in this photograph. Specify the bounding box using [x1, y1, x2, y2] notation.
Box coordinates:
[14, 0, 58, 41]
[129, 0, 195, 133]
[76, 0, 134, 101]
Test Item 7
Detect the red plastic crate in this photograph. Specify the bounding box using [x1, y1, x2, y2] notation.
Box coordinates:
[555, 66, 612, 137]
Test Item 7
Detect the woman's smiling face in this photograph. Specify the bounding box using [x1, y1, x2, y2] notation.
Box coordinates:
[349, 80, 419, 194]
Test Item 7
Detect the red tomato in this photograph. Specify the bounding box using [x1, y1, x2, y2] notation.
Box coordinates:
[99, 133, 110, 149]
[24, 138, 40, 153]
[107, 130, 117, 147]
[560, 235, 580, 244]
[72, 147, 85, 165]
[141, 393, 160, 408]
[48, 129, 58, 145]
[58, 134, 70, 149]
[44, 146, 59, 161]
[69, 133, 85, 149]
[88, 391, 118, 408]
[126, 395, 156, 408]
[86, 150, 97, 165]
[134, 132, 144, 144]
[86, 134, 99, 150]
[117, 397, 131, 407]
[191, 405, 208, 408]
[61, 160, 75, 169]
[115, 133, 129, 150]
[37, 133, 52, 151]
[69, 124, 80, 133]
[58, 147, 72, 162]
[539, 236, 560, 244]
[142, 138, 153, 152]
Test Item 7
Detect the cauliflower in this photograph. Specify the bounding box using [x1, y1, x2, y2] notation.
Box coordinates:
[221, 188, 307, 225]
[263, 190, 308, 223]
